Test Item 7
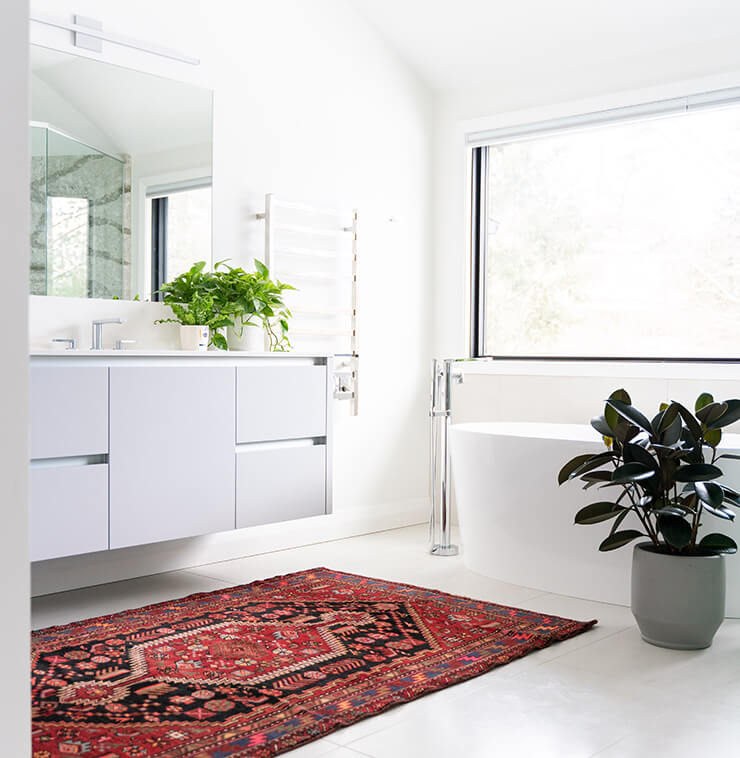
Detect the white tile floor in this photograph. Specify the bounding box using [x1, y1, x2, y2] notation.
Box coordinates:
[32, 525, 740, 757]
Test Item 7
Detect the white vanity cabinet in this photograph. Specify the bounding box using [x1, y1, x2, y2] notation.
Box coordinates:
[28, 353, 332, 562]
[29, 365, 109, 561]
[109, 366, 237, 549]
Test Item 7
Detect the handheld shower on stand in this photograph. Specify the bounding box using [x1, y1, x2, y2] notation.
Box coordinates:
[429, 358, 463, 556]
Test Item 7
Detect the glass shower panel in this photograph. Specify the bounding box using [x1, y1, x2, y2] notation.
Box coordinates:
[42, 129, 125, 298]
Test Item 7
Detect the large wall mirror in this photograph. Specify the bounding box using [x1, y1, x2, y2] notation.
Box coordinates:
[30, 45, 213, 301]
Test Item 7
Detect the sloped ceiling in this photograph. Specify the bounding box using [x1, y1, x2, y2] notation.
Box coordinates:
[349, 0, 740, 94]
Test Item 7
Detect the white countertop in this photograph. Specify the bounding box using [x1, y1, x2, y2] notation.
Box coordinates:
[30, 349, 331, 358]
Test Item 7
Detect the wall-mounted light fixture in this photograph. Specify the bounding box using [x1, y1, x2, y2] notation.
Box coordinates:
[30, 13, 200, 66]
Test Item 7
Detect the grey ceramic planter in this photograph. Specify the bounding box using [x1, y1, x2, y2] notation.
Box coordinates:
[631, 542, 725, 650]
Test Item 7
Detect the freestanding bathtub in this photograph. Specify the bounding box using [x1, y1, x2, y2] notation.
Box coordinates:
[450, 422, 740, 618]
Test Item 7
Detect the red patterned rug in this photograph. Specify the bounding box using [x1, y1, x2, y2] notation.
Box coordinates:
[32, 568, 596, 757]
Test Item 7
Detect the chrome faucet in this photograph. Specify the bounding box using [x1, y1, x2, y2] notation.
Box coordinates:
[51, 337, 77, 350]
[91, 318, 126, 350]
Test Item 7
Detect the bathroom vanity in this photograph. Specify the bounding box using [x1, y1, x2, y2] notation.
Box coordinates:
[29, 352, 332, 562]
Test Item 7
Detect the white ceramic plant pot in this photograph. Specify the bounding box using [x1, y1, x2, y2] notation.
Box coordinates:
[227, 323, 265, 352]
[179, 325, 209, 351]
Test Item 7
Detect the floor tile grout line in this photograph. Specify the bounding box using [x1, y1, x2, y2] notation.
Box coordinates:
[588, 736, 626, 757]
[533, 624, 636, 665]
[180, 568, 237, 586]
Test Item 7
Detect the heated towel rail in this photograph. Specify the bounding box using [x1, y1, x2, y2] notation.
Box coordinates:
[257, 194, 359, 414]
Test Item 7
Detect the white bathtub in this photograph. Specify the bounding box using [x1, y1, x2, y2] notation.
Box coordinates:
[450, 421, 740, 618]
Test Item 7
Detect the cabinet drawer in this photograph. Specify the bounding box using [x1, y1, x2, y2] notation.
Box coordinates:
[30, 464, 109, 561]
[236, 444, 326, 528]
[30, 365, 108, 459]
[236, 365, 327, 443]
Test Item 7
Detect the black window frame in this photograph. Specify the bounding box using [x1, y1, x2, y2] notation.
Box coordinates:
[150, 196, 168, 302]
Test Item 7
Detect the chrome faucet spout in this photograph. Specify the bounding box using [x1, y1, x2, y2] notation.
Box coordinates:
[91, 318, 126, 350]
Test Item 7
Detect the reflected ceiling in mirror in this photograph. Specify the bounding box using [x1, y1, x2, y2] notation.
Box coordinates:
[30, 45, 213, 300]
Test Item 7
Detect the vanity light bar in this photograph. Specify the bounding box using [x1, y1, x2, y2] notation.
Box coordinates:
[30, 14, 200, 66]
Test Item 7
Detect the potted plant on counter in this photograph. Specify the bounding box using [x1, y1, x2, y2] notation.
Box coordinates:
[155, 261, 233, 351]
[215, 259, 295, 352]
[559, 389, 740, 649]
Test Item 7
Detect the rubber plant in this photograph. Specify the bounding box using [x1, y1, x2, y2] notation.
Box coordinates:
[558, 389, 740, 555]
[155, 261, 233, 350]
[215, 259, 295, 351]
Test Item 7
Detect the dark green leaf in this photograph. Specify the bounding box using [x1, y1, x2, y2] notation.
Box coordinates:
[605, 389, 631, 431]
[707, 399, 740, 430]
[658, 402, 680, 432]
[591, 415, 613, 438]
[611, 462, 656, 483]
[657, 514, 692, 549]
[699, 533, 738, 554]
[604, 398, 653, 435]
[582, 471, 614, 489]
[695, 393, 714, 412]
[696, 402, 728, 426]
[651, 506, 689, 517]
[704, 428, 722, 448]
[599, 530, 644, 552]
[673, 402, 703, 443]
[574, 502, 626, 525]
[581, 470, 613, 483]
[660, 413, 683, 446]
[558, 454, 594, 485]
[623, 443, 658, 470]
[569, 452, 617, 480]
[612, 420, 640, 445]
[694, 481, 724, 509]
[699, 503, 735, 521]
[720, 483, 740, 498]
[716, 453, 740, 462]
[608, 507, 630, 535]
[674, 463, 723, 482]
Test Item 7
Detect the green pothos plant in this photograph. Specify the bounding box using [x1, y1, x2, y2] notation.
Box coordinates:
[155, 259, 296, 351]
[154, 261, 233, 350]
[558, 389, 740, 556]
[214, 259, 296, 351]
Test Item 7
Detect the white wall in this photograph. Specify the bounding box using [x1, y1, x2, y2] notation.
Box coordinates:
[29, 0, 434, 593]
[0, 0, 30, 751]
[433, 59, 740, 413]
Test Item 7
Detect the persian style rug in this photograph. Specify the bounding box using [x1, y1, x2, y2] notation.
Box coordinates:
[32, 568, 596, 757]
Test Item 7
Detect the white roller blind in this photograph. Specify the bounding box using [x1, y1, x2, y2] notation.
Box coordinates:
[467, 85, 740, 147]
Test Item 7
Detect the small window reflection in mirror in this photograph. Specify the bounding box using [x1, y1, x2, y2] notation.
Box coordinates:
[149, 183, 212, 298]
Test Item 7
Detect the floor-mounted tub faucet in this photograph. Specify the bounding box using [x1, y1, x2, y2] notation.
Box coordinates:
[91, 318, 126, 350]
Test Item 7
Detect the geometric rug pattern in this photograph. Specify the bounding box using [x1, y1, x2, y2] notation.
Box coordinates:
[32, 568, 596, 757]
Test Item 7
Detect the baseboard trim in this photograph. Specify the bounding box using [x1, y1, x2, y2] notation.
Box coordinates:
[31, 498, 429, 596]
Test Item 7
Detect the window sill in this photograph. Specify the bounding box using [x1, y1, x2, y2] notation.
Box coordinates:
[460, 359, 740, 381]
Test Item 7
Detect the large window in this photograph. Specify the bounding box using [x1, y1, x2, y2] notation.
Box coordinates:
[471, 92, 740, 360]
